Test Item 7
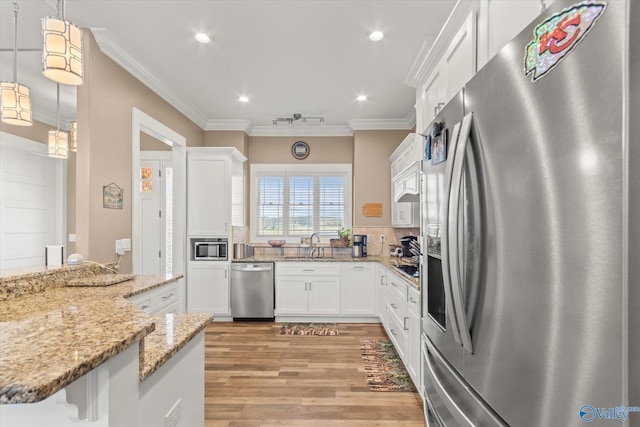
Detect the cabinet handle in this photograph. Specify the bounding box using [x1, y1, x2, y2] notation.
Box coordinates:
[353, 266, 365, 269]
[409, 297, 417, 303]
[225, 269, 228, 278]
[303, 269, 314, 272]
[390, 281, 397, 287]
[308, 281, 312, 291]
[380, 277, 386, 286]
[162, 293, 175, 300]
[403, 317, 409, 331]
[390, 303, 398, 309]
[390, 329, 397, 336]
[140, 304, 149, 310]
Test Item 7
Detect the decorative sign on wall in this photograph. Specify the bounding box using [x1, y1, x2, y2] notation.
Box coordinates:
[362, 203, 383, 217]
[103, 183, 124, 209]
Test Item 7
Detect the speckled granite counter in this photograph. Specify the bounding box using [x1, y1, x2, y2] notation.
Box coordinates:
[139, 313, 211, 381]
[236, 254, 420, 290]
[0, 265, 210, 404]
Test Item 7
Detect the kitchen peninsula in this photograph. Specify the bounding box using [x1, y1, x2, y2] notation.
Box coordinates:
[0, 263, 211, 427]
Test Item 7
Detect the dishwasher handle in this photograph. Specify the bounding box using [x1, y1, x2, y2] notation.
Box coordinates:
[231, 263, 274, 272]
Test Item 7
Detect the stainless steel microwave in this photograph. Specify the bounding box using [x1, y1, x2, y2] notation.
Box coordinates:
[191, 238, 228, 261]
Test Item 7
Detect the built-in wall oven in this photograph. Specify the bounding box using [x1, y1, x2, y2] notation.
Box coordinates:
[190, 238, 228, 261]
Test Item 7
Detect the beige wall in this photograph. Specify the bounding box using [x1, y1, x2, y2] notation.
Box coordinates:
[248, 136, 353, 164]
[353, 129, 410, 227]
[76, 30, 204, 272]
[0, 120, 54, 143]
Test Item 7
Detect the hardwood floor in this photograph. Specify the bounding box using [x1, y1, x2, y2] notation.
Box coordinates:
[204, 322, 425, 427]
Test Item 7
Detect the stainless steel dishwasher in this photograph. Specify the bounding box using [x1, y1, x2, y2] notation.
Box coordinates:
[230, 262, 275, 320]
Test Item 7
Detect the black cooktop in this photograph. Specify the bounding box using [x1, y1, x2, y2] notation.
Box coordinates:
[394, 264, 419, 278]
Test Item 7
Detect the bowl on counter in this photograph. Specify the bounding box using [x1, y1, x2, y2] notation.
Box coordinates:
[268, 240, 286, 247]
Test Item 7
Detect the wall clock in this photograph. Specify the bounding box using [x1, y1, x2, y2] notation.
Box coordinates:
[291, 140, 310, 160]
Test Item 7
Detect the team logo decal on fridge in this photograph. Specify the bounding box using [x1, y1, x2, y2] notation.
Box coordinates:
[524, 1, 606, 82]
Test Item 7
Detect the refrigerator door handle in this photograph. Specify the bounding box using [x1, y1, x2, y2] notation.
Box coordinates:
[441, 121, 463, 345]
[448, 112, 474, 354]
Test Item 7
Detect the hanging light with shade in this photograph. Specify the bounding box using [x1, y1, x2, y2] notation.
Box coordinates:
[48, 84, 68, 159]
[0, 0, 33, 126]
[42, 0, 84, 86]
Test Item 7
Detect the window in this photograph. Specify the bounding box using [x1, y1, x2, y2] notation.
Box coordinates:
[251, 164, 352, 242]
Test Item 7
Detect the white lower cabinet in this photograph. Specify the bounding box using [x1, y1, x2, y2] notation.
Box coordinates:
[127, 280, 181, 315]
[375, 264, 388, 322]
[379, 266, 422, 392]
[406, 286, 422, 392]
[340, 263, 376, 316]
[275, 263, 340, 316]
[187, 262, 230, 316]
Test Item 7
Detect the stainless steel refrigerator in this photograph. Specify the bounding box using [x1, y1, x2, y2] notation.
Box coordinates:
[420, 1, 639, 426]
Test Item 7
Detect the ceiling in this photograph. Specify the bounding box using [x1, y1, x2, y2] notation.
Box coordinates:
[0, 0, 456, 136]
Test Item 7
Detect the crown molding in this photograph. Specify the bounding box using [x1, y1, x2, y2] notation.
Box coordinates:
[404, 0, 478, 88]
[348, 114, 414, 131]
[90, 28, 208, 129]
[250, 125, 353, 137]
[204, 119, 252, 133]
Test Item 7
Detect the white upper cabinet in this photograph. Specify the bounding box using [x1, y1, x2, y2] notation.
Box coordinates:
[187, 148, 246, 236]
[407, 0, 545, 132]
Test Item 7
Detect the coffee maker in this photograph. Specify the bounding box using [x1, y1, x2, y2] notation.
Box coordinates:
[352, 234, 367, 258]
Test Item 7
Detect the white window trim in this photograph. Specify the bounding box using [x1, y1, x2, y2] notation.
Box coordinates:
[250, 164, 352, 243]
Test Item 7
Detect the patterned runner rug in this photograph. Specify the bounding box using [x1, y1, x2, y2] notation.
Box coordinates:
[278, 323, 339, 336]
[360, 338, 416, 392]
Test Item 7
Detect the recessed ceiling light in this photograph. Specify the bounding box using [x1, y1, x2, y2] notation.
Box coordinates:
[369, 31, 384, 42]
[238, 96, 249, 103]
[195, 33, 210, 43]
[356, 95, 367, 102]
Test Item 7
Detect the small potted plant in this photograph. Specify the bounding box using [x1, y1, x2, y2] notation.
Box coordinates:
[331, 228, 352, 247]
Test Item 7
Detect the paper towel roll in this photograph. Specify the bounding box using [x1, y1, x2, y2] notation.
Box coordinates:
[45, 245, 64, 266]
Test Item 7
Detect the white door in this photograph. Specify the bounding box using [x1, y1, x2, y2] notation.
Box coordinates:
[0, 133, 65, 270]
[140, 152, 172, 275]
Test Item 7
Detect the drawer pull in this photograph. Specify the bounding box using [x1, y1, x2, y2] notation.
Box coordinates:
[353, 266, 365, 269]
[390, 329, 397, 336]
[390, 303, 398, 309]
[140, 304, 149, 310]
[403, 317, 409, 331]
[162, 293, 175, 300]
[303, 269, 314, 272]
[409, 297, 417, 303]
[390, 282, 397, 287]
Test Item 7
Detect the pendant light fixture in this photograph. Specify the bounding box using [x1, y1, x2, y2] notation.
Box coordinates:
[42, 0, 84, 85]
[70, 120, 77, 152]
[0, 0, 33, 126]
[48, 84, 68, 159]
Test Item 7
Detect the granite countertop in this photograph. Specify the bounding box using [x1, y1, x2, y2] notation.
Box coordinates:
[237, 254, 420, 290]
[139, 313, 212, 381]
[0, 271, 210, 404]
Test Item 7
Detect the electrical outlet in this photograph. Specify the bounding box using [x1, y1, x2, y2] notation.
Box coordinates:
[380, 235, 385, 243]
[115, 239, 125, 256]
[122, 238, 131, 252]
[165, 399, 181, 427]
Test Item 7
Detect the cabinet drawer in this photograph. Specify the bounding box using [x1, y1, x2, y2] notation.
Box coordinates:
[387, 287, 408, 320]
[156, 284, 179, 310]
[386, 273, 407, 301]
[407, 286, 420, 316]
[132, 296, 152, 314]
[277, 262, 340, 276]
[386, 308, 408, 359]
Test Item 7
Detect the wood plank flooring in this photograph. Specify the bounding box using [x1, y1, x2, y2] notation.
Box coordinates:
[204, 322, 425, 427]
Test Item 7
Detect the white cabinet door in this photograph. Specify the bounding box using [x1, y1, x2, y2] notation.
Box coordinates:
[187, 157, 228, 235]
[340, 264, 375, 316]
[423, 63, 446, 126]
[308, 277, 341, 315]
[187, 263, 229, 315]
[375, 265, 388, 322]
[406, 286, 421, 390]
[443, 11, 477, 104]
[275, 276, 308, 314]
[392, 202, 419, 228]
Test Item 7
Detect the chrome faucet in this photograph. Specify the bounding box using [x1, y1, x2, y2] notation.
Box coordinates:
[309, 233, 320, 257]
